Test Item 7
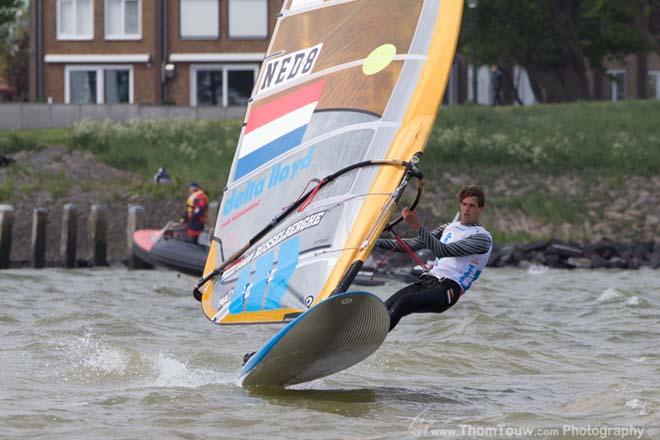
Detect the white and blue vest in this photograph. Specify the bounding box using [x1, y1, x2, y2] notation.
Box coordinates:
[428, 222, 493, 293]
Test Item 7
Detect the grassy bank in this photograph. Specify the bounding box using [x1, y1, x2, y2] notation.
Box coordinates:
[66, 119, 242, 190]
[3, 100, 659, 180]
[0, 128, 69, 152]
[426, 100, 660, 175]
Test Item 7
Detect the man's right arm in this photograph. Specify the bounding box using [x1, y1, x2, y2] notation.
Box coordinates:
[375, 224, 447, 252]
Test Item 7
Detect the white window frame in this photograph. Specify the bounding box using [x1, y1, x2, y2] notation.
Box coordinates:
[607, 69, 627, 102]
[190, 64, 259, 107]
[228, 0, 268, 40]
[649, 70, 660, 100]
[57, 0, 94, 40]
[65, 65, 134, 104]
[180, 0, 220, 40]
[105, 0, 142, 40]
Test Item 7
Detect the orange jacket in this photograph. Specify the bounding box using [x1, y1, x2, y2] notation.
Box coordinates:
[185, 189, 209, 237]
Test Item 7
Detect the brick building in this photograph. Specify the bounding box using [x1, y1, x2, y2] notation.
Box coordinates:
[0, 65, 10, 101]
[28, 0, 660, 106]
[29, 0, 281, 105]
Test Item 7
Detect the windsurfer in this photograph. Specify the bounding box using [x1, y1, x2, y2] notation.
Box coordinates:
[375, 185, 493, 331]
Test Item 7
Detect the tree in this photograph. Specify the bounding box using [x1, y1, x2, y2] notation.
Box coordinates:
[0, 0, 28, 101]
[0, 26, 28, 101]
[460, 1, 652, 102]
[0, 0, 20, 36]
[630, 0, 660, 57]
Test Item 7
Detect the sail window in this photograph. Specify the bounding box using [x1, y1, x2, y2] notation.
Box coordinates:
[105, 0, 141, 39]
[191, 65, 258, 107]
[57, 0, 93, 40]
[228, 0, 267, 39]
[180, 0, 219, 39]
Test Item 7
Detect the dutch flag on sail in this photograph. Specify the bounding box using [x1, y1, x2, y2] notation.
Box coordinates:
[235, 80, 324, 180]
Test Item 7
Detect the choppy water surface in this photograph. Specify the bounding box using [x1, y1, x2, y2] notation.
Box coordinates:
[1, 267, 658, 439]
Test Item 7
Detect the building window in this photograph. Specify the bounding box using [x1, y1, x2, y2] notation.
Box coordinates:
[180, 0, 219, 39]
[66, 66, 133, 104]
[191, 64, 258, 106]
[104, 69, 131, 103]
[227, 69, 256, 105]
[196, 70, 223, 106]
[69, 69, 98, 103]
[606, 70, 626, 102]
[57, 0, 94, 40]
[648, 71, 660, 100]
[106, 0, 141, 39]
[228, 0, 267, 39]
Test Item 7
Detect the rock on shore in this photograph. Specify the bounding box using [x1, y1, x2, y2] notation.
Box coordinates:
[489, 239, 660, 270]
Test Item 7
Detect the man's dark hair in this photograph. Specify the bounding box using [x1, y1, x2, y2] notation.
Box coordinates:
[457, 185, 485, 207]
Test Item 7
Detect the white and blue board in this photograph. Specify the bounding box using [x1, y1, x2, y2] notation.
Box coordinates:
[239, 291, 389, 388]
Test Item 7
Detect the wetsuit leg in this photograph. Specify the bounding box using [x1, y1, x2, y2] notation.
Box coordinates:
[385, 277, 462, 331]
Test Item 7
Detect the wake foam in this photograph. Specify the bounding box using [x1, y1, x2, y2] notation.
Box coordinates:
[598, 288, 621, 302]
[146, 352, 232, 388]
[625, 398, 651, 416]
[57, 330, 234, 388]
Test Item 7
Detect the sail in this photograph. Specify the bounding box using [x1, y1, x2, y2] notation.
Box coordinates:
[199, 0, 463, 325]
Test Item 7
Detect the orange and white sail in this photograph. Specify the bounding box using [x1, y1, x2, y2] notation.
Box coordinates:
[200, 0, 464, 325]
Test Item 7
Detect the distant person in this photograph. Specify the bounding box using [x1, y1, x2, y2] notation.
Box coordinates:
[153, 167, 172, 184]
[182, 182, 209, 243]
[375, 185, 493, 331]
[490, 64, 503, 106]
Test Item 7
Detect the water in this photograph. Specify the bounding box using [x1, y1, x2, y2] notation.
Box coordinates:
[1, 267, 658, 439]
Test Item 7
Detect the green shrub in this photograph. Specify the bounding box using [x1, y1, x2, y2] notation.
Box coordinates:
[0, 132, 42, 155]
[0, 176, 14, 202]
[66, 118, 241, 192]
[427, 100, 660, 175]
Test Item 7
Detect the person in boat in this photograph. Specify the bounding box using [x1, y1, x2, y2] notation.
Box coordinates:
[181, 182, 209, 243]
[375, 185, 493, 331]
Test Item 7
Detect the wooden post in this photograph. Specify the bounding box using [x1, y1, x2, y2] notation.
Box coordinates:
[126, 205, 150, 269]
[89, 204, 107, 266]
[60, 204, 78, 268]
[0, 205, 13, 269]
[31, 208, 48, 268]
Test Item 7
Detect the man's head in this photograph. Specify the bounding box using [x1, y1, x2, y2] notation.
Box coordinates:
[457, 185, 485, 225]
[188, 181, 200, 193]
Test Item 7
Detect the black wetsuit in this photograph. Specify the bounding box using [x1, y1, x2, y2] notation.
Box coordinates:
[376, 223, 491, 331]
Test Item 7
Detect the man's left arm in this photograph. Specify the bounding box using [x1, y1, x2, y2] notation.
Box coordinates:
[418, 228, 491, 258]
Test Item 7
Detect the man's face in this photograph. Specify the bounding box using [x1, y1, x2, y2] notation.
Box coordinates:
[460, 196, 483, 225]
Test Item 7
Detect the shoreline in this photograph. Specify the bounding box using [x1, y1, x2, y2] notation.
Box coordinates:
[366, 238, 660, 272]
[4, 236, 659, 271]
[1, 146, 658, 272]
